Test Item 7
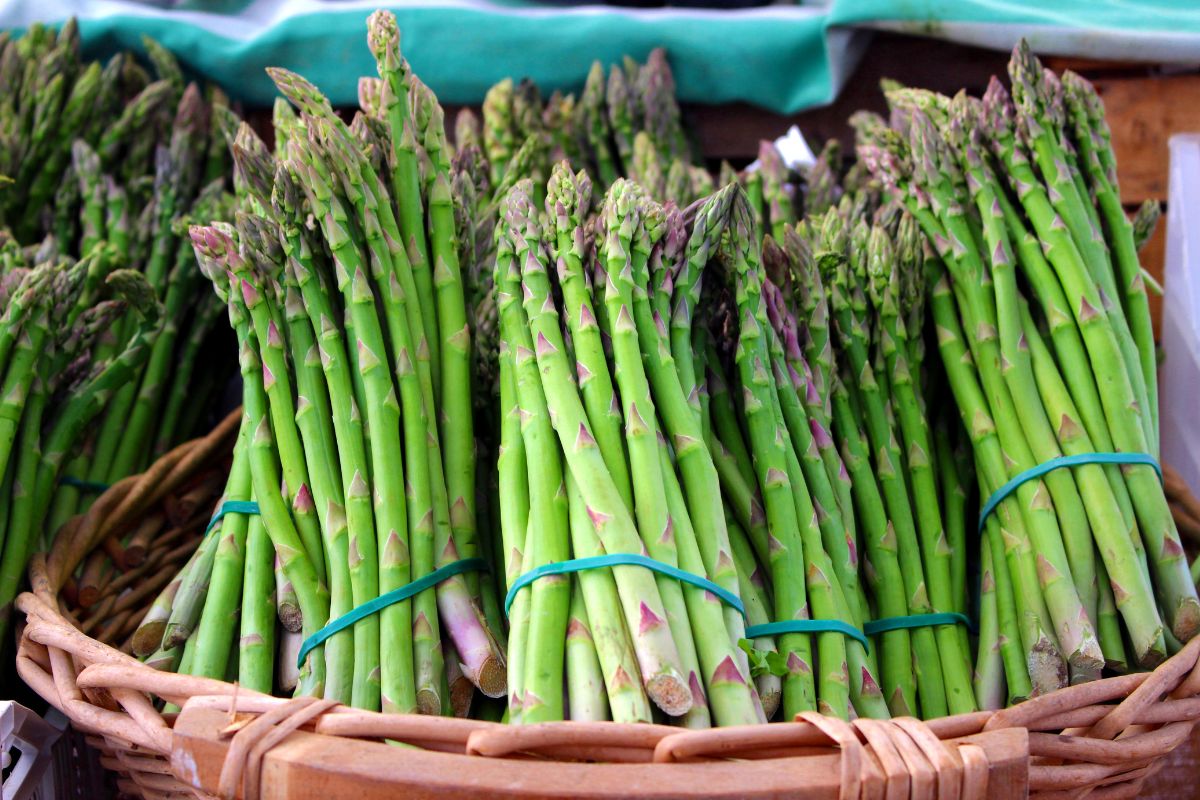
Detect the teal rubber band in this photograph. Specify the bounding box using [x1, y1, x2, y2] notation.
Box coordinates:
[978, 453, 1161, 534]
[743, 620, 870, 652]
[59, 476, 112, 493]
[297, 557, 489, 669]
[503, 554, 746, 620]
[864, 612, 975, 637]
[204, 499, 261, 536]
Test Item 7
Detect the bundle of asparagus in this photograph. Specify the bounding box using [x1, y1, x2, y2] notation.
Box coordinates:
[0, 22, 235, 641]
[135, 10, 508, 715]
[856, 43, 1199, 701]
[465, 49, 708, 207]
[491, 162, 974, 723]
[495, 171, 762, 725]
[0, 256, 161, 638]
[691, 196, 980, 720]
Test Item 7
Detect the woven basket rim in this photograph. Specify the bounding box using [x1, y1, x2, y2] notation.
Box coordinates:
[13, 415, 1200, 799]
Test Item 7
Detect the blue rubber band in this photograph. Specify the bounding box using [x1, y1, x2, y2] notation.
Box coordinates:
[978, 453, 1161, 534]
[297, 557, 489, 669]
[864, 611, 975, 636]
[503, 554, 746, 619]
[59, 476, 112, 493]
[744, 620, 871, 651]
[204, 500, 261, 536]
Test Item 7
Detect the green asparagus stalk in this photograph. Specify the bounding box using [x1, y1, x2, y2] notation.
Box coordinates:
[505, 184, 570, 723]
[956, 114, 1101, 662]
[983, 82, 1199, 641]
[1131, 199, 1160, 254]
[548, 164, 632, 511]
[497, 333, 533, 723]
[631, 190, 755, 679]
[564, 469, 652, 723]
[189, 420, 254, 679]
[0, 268, 160, 641]
[278, 141, 419, 709]
[482, 78, 516, 187]
[974, 529, 1005, 710]
[1019, 302, 1165, 665]
[367, 11, 441, 397]
[581, 63, 618, 188]
[1061, 70, 1158, 450]
[275, 165, 385, 711]
[598, 184, 709, 728]
[239, 501, 277, 694]
[818, 212, 949, 717]
[275, 68, 503, 696]
[266, 219, 357, 703]
[565, 579, 610, 722]
[1008, 46, 1152, 452]
[194, 224, 329, 697]
[760, 277, 886, 719]
[985, 516, 1032, 703]
[495, 184, 691, 717]
[725, 193, 836, 718]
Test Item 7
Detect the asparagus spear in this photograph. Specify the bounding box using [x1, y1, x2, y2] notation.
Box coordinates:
[188, 420, 254, 679]
[1008, 46, 1152, 452]
[483, 78, 516, 187]
[194, 225, 330, 697]
[239, 501, 277, 694]
[725, 193, 843, 718]
[367, 11, 441, 397]
[580, 63, 618, 188]
[548, 164, 632, 510]
[564, 469, 652, 723]
[276, 68, 503, 696]
[275, 165, 385, 711]
[974, 530, 1005, 710]
[281, 139, 419, 710]
[505, 184, 570, 723]
[1061, 70, 1158, 449]
[983, 81, 1199, 642]
[0, 268, 160, 641]
[495, 183, 691, 717]
[817, 211, 950, 717]
[565, 579, 609, 722]
[865, 221, 978, 708]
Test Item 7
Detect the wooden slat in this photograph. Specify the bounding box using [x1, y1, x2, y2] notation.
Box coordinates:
[171, 705, 1029, 800]
[1042, 56, 1159, 75]
[1097, 75, 1200, 205]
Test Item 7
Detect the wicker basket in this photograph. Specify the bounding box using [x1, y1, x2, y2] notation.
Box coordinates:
[14, 419, 1200, 799]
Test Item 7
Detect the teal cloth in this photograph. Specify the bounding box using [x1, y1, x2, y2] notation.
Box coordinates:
[6, 1, 1198, 114]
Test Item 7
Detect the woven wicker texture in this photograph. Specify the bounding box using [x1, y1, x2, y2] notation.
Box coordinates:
[13, 416, 1200, 799]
